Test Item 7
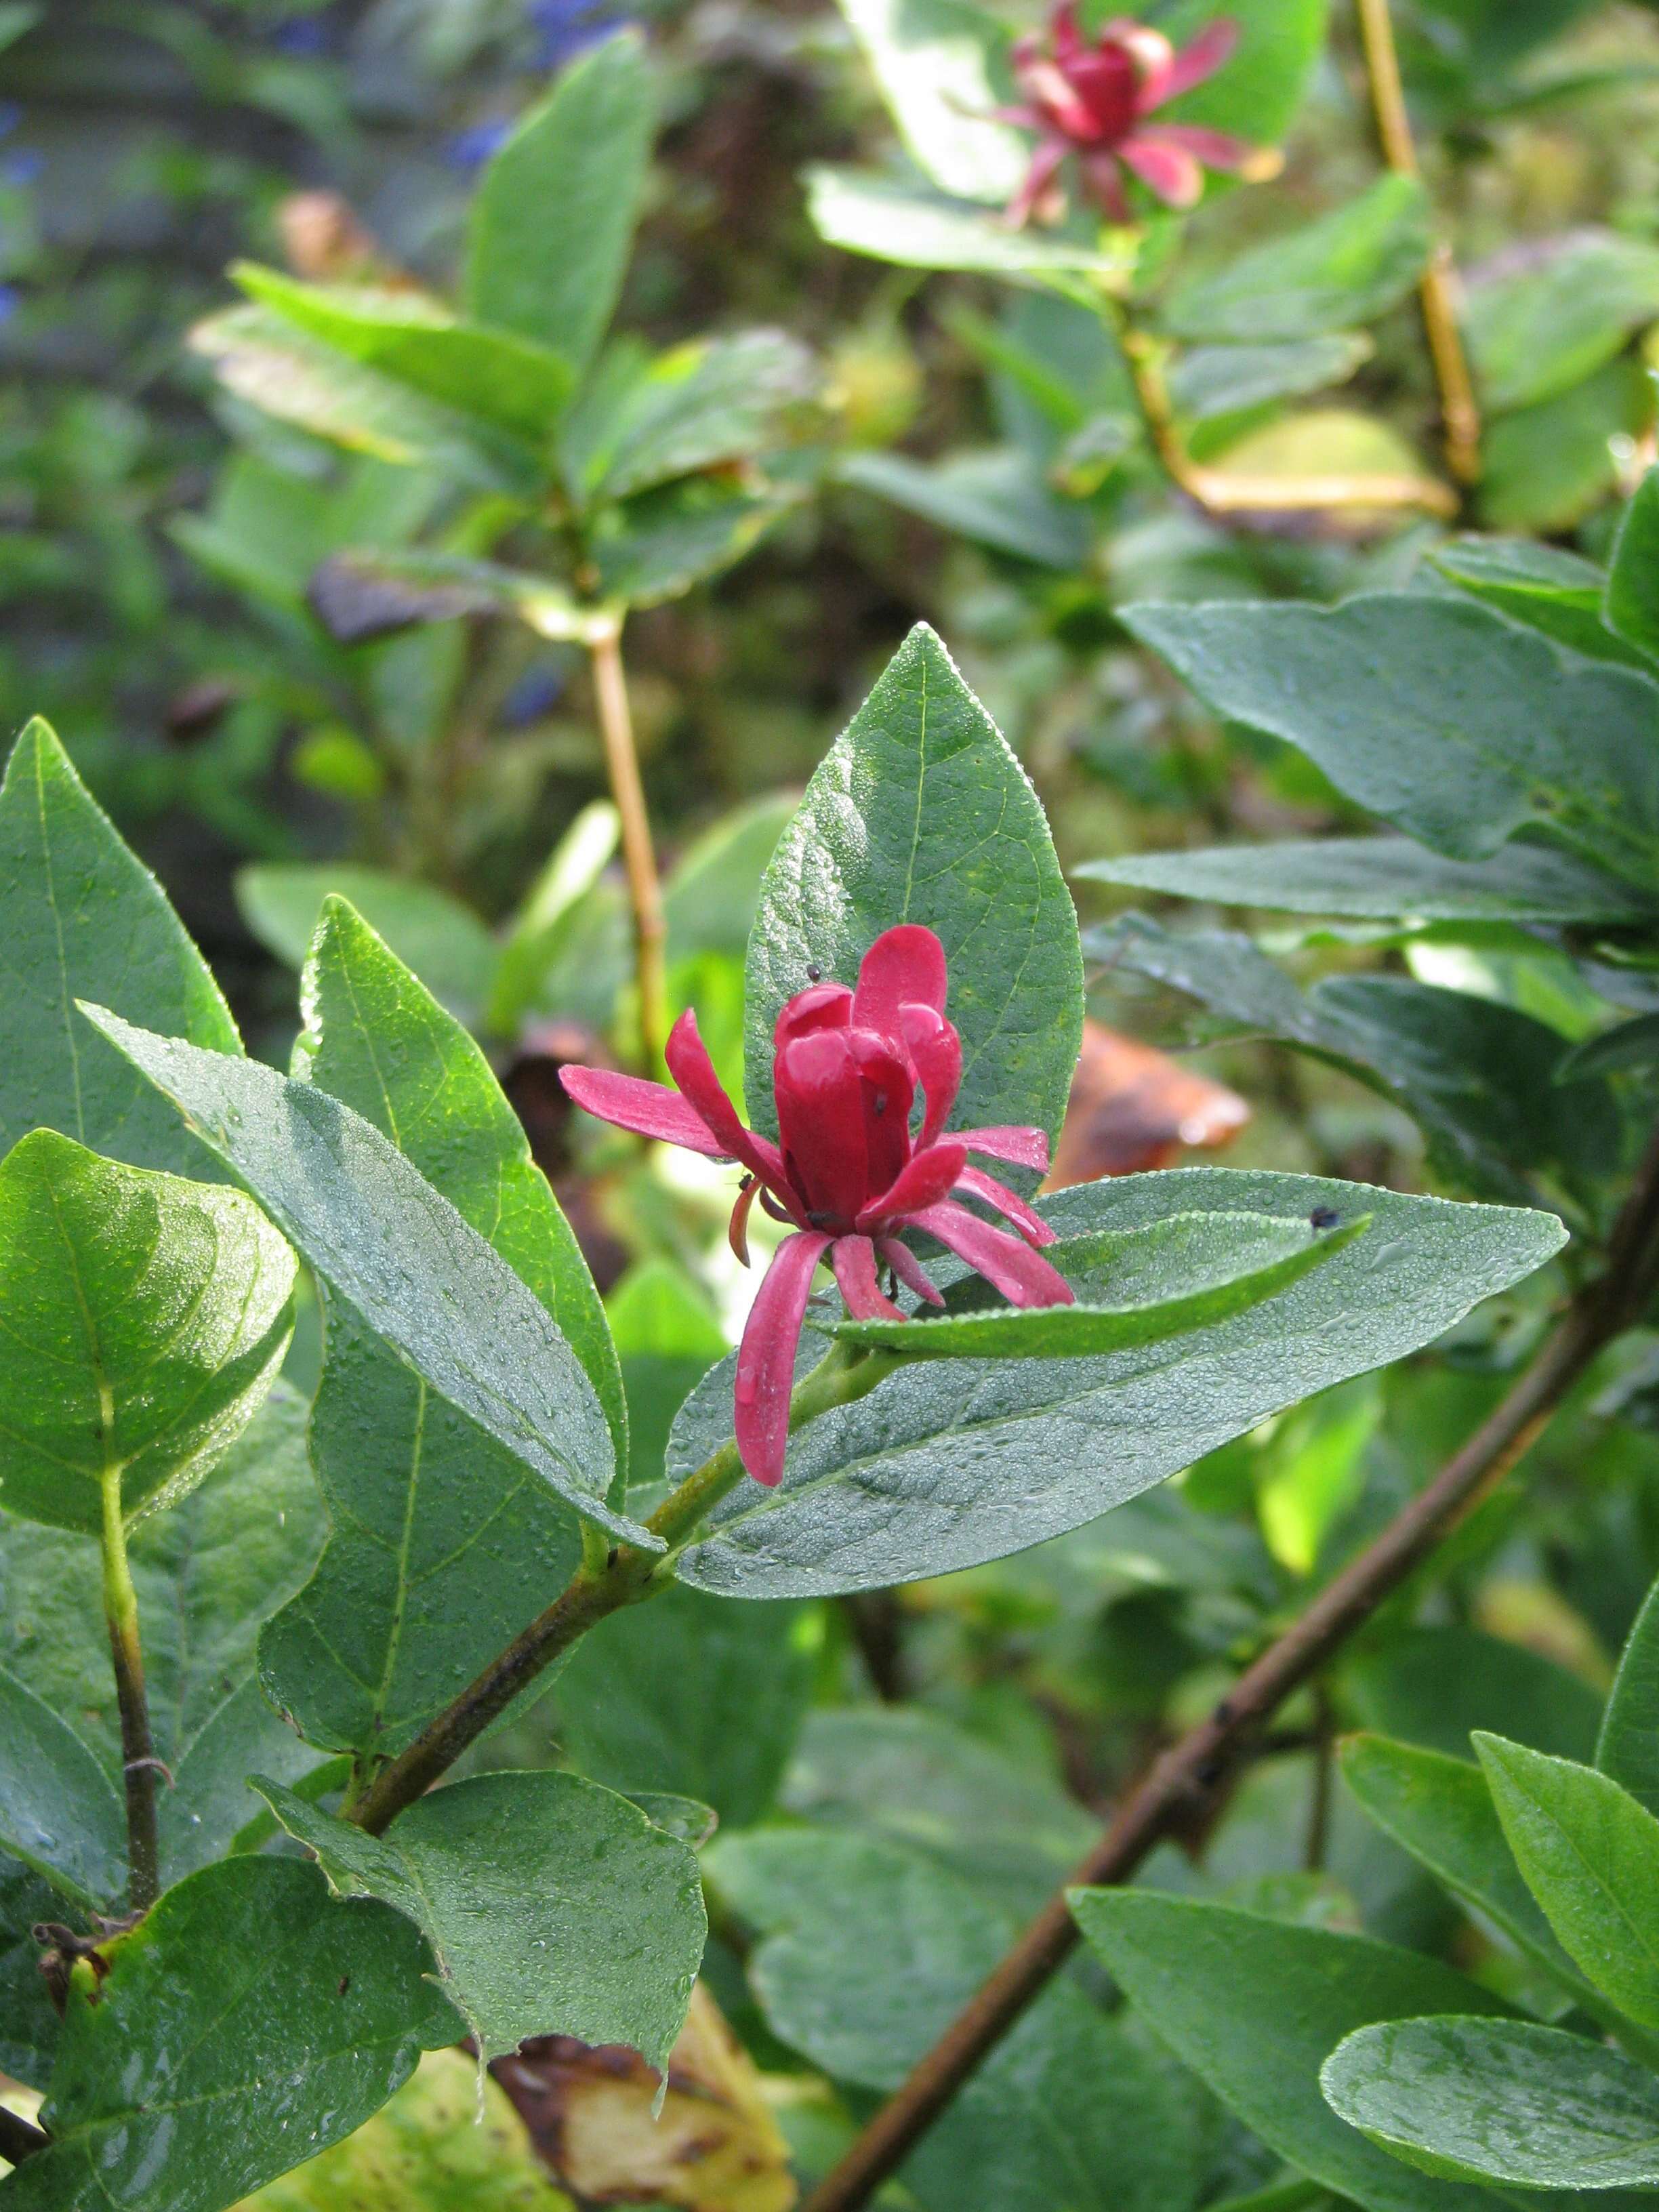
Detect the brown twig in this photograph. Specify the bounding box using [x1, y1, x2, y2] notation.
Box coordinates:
[588, 616, 669, 1078]
[1353, 0, 1482, 486]
[0, 2105, 49, 2166]
[801, 1128, 1659, 2212]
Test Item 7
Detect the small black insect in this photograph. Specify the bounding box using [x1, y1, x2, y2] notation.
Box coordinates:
[1309, 1206, 1340, 1231]
[806, 963, 822, 982]
[337, 1975, 351, 1996]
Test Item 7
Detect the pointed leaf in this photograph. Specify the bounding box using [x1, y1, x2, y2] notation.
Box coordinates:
[0, 1669, 126, 1908]
[0, 720, 241, 1174]
[592, 478, 801, 607]
[1162, 177, 1432, 342]
[79, 1010, 649, 1553]
[237, 865, 498, 1025]
[565, 327, 815, 502]
[1346, 1624, 1603, 1765]
[744, 623, 1084, 1152]
[838, 448, 1092, 569]
[1431, 535, 1653, 670]
[1598, 1571, 1659, 1817]
[0, 1130, 295, 1534]
[258, 1770, 705, 2070]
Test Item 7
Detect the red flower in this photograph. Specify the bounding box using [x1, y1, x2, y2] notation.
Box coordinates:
[560, 925, 1073, 1487]
[998, 5, 1254, 226]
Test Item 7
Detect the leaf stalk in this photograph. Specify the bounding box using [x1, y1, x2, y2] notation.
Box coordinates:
[100, 1465, 160, 1915]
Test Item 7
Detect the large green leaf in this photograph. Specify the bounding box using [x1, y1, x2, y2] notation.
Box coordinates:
[1072, 1891, 1507, 2212]
[1478, 356, 1653, 537]
[0, 1386, 326, 1894]
[1168, 334, 1375, 419]
[0, 1129, 294, 1534]
[668, 1170, 1563, 1597]
[744, 623, 1083, 1152]
[806, 166, 1133, 287]
[0, 1669, 126, 1908]
[0, 1856, 64, 2089]
[80, 1010, 647, 1553]
[232, 266, 572, 443]
[1605, 466, 1659, 664]
[237, 865, 498, 1025]
[1079, 837, 1654, 924]
[1431, 535, 1653, 670]
[2, 1855, 454, 2212]
[1152, 0, 1329, 148]
[1122, 593, 1659, 886]
[835, 0, 1025, 203]
[565, 328, 815, 503]
[591, 478, 801, 607]
[1477, 1733, 1659, 2030]
[465, 31, 655, 380]
[838, 1208, 1366, 1359]
[1599, 1572, 1659, 1818]
[1464, 230, 1659, 413]
[259, 901, 624, 1760]
[1345, 1625, 1603, 1765]
[0, 720, 241, 1175]
[1322, 2016, 1659, 2190]
[1162, 177, 1432, 343]
[837, 449, 1092, 568]
[259, 1769, 705, 2070]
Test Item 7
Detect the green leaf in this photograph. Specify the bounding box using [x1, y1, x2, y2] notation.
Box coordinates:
[0, 719, 241, 1175]
[1476, 1732, 1659, 2030]
[838, 1208, 1366, 1359]
[1557, 1012, 1659, 1084]
[0, 1130, 295, 1534]
[258, 900, 626, 1759]
[1431, 535, 1653, 670]
[1162, 177, 1433, 342]
[806, 165, 1134, 286]
[591, 478, 801, 607]
[3, 1855, 453, 2212]
[1478, 356, 1652, 536]
[1122, 592, 1659, 886]
[564, 328, 815, 502]
[1079, 836, 1652, 924]
[1071, 1890, 1507, 2212]
[556, 1585, 813, 1829]
[79, 1009, 649, 1553]
[0, 1856, 64, 2089]
[1465, 230, 1659, 413]
[1168, 334, 1373, 419]
[1322, 2016, 1659, 2190]
[237, 864, 498, 1025]
[1605, 465, 1659, 663]
[663, 793, 798, 966]
[191, 306, 536, 495]
[836, 448, 1092, 568]
[231, 267, 573, 444]
[465, 31, 655, 379]
[744, 623, 1083, 1153]
[1598, 1571, 1659, 1818]
[0, 1669, 126, 1907]
[1151, 0, 1329, 148]
[669, 1169, 1564, 1598]
[0, 1385, 328, 1886]
[1346, 1625, 1603, 1765]
[258, 1769, 705, 2069]
[489, 802, 621, 1039]
[835, 0, 1025, 203]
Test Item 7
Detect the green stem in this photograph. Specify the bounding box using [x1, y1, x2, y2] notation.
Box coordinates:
[347, 1340, 897, 1837]
[100, 1467, 160, 1914]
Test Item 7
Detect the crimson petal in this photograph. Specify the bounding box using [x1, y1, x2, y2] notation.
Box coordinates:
[832, 1235, 905, 1321]
[854, 924, 948, 1041]
[902, 1005, 963, 1147]
[952, 1162, 1056, 1246]
[859, 1141, 968, 1230]
[879, 1237, 946, 1307]
[903, 1200, 1074, 1309]
[665, 1008, 792, 1193]
[559, 1064, 726, 1157]
[960, 1124, 1050, 1172]
[1145, 121, 1254, 169]
[734, 1230, 833, 1485]
[775, 981, 853, 1056]
[1153, 16, 1240, 104]
[1120, 129, 1204, 206]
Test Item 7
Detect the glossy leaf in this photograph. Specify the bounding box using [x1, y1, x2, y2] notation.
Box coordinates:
[2, 1855, 454, 2212]
[565, 328, 815, 503]
[0, 1128, 294, 1534]
[1606, 465, 1659, 662]
[744, 623, 1084, 1153]
[835, 0, 1025, 203]
[81, 1009, 648, 1552]
[1598, 1570, 1659, 1817]
[1122, 592, 1659, 885]
[669, 1169, 1563, 1598]
[1162, 177, 1432, 342]
[838, 1208, 1366, 1359]
[806, 165, 1133, 285]
[1322, 2016, 1659, 2190]
[837, 448, 1092, 568]
[1345, 1625, 1603, 1765]
[0, 719, 241, 1174]
[1080, 837, 1653, 924]
[237, 864, 498, 1024]
[0, 1669, 125, 1907]
[1073, 1890, 1507, 2212]
[1464, 228, 1659, 413]
[1431, 535, 1653, 670]
[260, 901, 623, 1759]
[1476, 1732, 1659, 2029]
[465, 31, 655, 379]
[259, 1769, 705, 2069]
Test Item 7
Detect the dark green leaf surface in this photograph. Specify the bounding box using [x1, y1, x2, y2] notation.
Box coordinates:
[260, 901, 623, 1758]
[835, 0, 1025, 203]
[1598, 1572, 1659, 1818]
[1162, 177, 1432, 342]
[565, 328, 815, 502]
[592, 478, 801, 607]
[0, 1668, 125, 1906]
[0, 720, 241, 1174]
[465, 32, 654, 379]
[0, 1856, 64, 2087]
[1122, 593, 1659, 885]
[81, 1009, 647, 1551]
[806, 166, 1133, 285]
[3, 1855, 453, 2212]
[1557, 1014, 1659, 1084]
[1073, 1891, 1506, 2212]
[744, 623, 1083, 1153]
[0, 1385, 327, 1885]
[1606, 466, 1659, 663]
[1477, 1733, 1659, 2029]
[1322, 2016, 1659, 2189]
[1345, 1626, 1603, 1765]
[0, 1129, 295, 1533]
[259, 1769, 705, 2069]
[837, 449, 1092, 569]
[670, 1170, 1563, 1597]
[838, 1208, 1365, 1359]
[1079, 837, 1653, 924]
[237, 865, 498, 1024]
[1431, 535, 1652, 670]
